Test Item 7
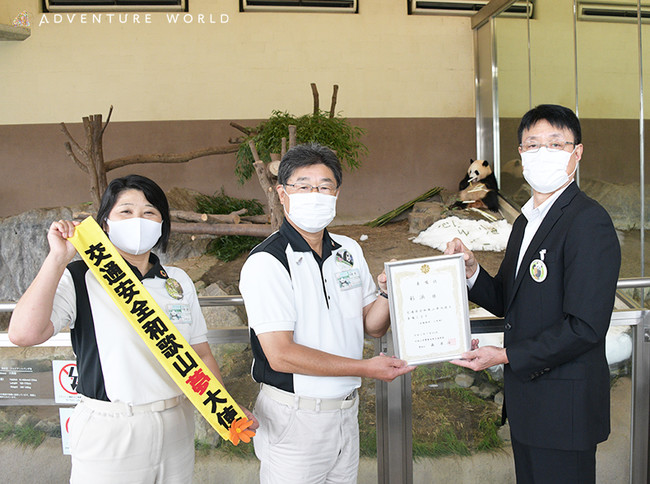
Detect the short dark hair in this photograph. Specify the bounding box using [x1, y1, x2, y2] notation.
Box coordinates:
[517, 104, 582, 145]
[95, 174, 171, 252]
[277, 143, 343, 188]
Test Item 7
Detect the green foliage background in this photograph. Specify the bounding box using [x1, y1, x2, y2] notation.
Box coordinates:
[235, 110, 368, 183]
[196, 189, 266, 262]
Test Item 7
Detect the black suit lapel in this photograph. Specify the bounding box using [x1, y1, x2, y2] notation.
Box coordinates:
[502, 215, 526, 306]
[505, 183, 580, 312]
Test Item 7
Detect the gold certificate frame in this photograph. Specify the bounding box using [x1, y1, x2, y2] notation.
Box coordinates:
[385, 253, 471, 366]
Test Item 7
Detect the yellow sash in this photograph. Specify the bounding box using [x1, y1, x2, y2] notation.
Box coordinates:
[68, 217, 252, 444]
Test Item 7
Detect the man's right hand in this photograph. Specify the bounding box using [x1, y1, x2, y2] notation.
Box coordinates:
[444, 237, 478, 279]
[365, 355, 415, 382]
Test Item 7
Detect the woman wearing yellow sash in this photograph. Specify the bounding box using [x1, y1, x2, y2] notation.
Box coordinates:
[9, 174, 257, 484]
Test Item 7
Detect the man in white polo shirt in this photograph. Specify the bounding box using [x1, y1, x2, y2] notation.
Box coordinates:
[239, 143, 414, 484]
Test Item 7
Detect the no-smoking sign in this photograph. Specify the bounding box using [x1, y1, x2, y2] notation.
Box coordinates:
[52, 360, 81, 404]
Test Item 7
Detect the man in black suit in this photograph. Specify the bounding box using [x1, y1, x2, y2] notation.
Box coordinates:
[445, 104, 621, 483]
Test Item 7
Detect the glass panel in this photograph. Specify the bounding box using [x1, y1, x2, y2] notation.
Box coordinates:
[495, 12, 529, 208]
[599, 322, 634, 482]
[481, 2, 639, 480]
[406, 343, 514, 481]
[496, 0, 578, 210]
[578, 8, 643, 281]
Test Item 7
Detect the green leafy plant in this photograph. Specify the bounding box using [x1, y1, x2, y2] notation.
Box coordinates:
[206, 236, 261, 262]
[194, 439, 213, 456]
[13, 423, 46, 447]
[197, 189, 266, 262]
[359, 428, 378, 457]
[0, 422, 13, 440]
[476, 414, 503, 452]
[214, 434, 256, 458]
[235, 110, 367, 183]
[196, 188, 265, 216]
[413, 426, 471, 459]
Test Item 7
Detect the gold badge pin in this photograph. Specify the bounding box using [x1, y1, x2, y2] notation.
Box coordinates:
[165, 278, 184, 300]
[529, 250, 548, 283]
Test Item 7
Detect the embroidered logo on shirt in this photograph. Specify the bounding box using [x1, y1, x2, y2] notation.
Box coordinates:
[336, 249, 354, 267]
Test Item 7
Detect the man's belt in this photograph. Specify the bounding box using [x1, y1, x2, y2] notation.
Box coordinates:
[80, 395, 185, 415]
[261, 383, 358, 411]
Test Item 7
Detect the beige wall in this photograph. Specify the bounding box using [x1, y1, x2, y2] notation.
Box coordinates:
[1, 1, 474, 124]
[496, 0, 650, 119]
[0, 1, 479, 219]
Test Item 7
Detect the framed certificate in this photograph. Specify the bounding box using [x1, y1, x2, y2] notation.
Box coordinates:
[385, 253, 471, 366]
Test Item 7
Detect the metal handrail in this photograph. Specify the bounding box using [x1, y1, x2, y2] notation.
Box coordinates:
[0, 278, 647, 347]
[0, 276, 648, 312]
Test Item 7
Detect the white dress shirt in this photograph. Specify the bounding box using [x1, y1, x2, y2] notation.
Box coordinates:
[467, 183, 572, 288]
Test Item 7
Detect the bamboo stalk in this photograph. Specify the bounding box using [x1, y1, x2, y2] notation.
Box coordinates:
[365, 187, 443, 227]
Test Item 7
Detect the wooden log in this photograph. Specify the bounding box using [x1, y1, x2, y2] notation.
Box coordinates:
[252, 160, 284, 231]
[171, 209, 247, 224]
[288, 125, 297, 148]
[241, 214, 270, 224]
[268, 160, 280, 177]
[248, 140, 261, 162]
[171, 222, 272, 237]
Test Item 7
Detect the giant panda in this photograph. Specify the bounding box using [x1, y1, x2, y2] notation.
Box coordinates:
[450, 158, 499, 212]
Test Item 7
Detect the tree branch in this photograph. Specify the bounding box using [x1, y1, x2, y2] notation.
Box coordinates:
[63, 141, 88, 173]
[248, 140, 261, 163]
[288, 125, 297, 149]
[104, 145, 238, 171]
[229, 121, 255, 136]
[329, 84, 339, 118]
[311, 83, 319, 116]
[59, 122, 84, 154]
[99, 105, 113, 138]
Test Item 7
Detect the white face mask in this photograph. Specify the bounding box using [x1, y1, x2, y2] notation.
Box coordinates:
[106, 218, 162, 255]
[521, 147, 577, 194]
[284, 190, 337, 233]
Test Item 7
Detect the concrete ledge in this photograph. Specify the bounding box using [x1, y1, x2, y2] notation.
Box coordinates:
[0, 24, 30, 41]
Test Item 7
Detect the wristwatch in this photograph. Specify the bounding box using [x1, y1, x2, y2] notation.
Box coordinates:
[377, 289, 388, 299]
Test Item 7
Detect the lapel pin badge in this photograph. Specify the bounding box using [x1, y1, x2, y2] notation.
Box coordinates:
[529, 249, 547, 283]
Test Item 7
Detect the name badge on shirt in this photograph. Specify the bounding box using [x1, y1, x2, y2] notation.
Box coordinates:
[336, 269, 362, 291]
[167, 304, 191, 324]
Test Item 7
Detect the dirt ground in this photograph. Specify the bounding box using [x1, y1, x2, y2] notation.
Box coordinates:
[199, 219, 506, 290]
[197, 218, 643, 292]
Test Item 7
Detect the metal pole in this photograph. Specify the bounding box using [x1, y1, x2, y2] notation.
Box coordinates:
[631, 311, 650, 484]
[637, 0, 645, 283]
[573, 0, 580, 186]
[375, 334, 412, 484]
